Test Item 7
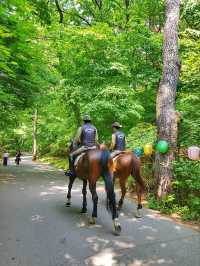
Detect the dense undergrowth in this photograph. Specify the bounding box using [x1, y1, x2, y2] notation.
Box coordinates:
[147, 158, 200, 222]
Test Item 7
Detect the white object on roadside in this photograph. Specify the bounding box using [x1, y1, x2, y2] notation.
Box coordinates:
[188, 146, 200, 160]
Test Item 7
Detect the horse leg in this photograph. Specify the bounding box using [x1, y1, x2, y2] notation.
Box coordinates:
[105, 175, 115, 210]
[81, 179, 87, 213]
[133, 166, 145, 218]
[104, 174, 121, 235]
[66, 175, 76, 207]
[88, 183, 98, 224]
[135, 182, 143, 218]
[118, 176, 127, 210]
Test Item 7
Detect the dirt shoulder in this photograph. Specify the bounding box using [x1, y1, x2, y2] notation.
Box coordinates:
[128, 190, 200, 233]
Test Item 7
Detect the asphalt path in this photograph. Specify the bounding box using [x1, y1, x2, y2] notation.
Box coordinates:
[0, 156, 199, 266]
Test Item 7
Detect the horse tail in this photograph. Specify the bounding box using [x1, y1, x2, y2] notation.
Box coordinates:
[131, 155, 146, 191]
[101, 150, 116, 216]
[101, 150, 111, 177]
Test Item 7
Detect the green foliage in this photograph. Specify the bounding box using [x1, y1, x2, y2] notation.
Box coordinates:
[0, 0, 59, 150]
[127, 123, 156, 148]
[181, 0, 200, 30]
[0, 0, 164, 152]
[148, 194, 177, 214]
[0, 0, 200, 224]
[147, 158, 200, 221]
[177, 32, 200, 147]
[173, 158, 200, 221]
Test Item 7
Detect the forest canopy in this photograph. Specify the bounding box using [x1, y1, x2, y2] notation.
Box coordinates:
[0, 0, 199, 154]
[1, 0, 200, 221]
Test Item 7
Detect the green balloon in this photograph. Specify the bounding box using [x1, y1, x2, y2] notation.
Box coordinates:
[156, 140, 169, 153]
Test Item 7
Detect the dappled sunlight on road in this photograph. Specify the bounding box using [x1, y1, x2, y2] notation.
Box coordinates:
[0, 155, 199, 266]
[31, 214, 45, 222]
[138, 225, 158, 233]
[0, 172, 16, 184]
[61, 193, 200, 266]
[49, 185, 68, 191]
[83, 233, 176, 265]
[85, 248, 117, 266]
[114, 240, 135, 249]
[81, 230, 194, 265]
[63, 253, 79, 265]
[40, 191, 56, 196]
[146, 213, 172, 221]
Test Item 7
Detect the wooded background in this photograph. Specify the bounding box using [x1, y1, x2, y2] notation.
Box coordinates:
[0, 0, 200, 221]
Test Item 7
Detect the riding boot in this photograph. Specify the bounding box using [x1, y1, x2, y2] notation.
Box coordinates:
[65, 155, 76, 177]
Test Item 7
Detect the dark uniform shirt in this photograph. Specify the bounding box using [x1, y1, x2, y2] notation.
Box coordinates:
[74, 123, 98, 147]
[111, 131, 126, 151]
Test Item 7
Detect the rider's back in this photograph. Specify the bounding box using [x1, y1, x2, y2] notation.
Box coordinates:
[81, 123, 97, 147]
[113, 131, 126, 151]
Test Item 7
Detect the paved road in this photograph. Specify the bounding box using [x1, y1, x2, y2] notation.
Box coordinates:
[0, 156, 199, 266]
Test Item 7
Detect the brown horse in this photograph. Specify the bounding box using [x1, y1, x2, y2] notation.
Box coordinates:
[112, 150, 146, 217]
[65, 144, 121, 235]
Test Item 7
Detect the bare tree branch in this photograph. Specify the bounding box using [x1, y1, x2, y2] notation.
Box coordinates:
[55, 0, 64, 23]
[75, 13, 92, 26]
[93, 0, 103, 10]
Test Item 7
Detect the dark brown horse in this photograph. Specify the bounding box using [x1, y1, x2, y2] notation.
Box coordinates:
[112, 150, 146, 217]
[65, 143, 121, 235]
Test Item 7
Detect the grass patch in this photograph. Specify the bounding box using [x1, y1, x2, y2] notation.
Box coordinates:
[39, 156, 68, 170]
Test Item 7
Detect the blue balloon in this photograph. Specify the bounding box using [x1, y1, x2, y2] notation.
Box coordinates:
[133, 147, 143, 157]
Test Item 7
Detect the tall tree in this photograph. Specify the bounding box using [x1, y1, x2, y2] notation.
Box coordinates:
[155, 0, 180, 199]
[32, 109, 38, 161]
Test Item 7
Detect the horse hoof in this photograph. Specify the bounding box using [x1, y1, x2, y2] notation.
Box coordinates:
[135, 209, 142, 218]
[65, 200, 71, 207]
[88, 217, 96, 225]
[114, 225, 121, 236]
[81, 208, 87, 214]
[113, 218, 121, 236]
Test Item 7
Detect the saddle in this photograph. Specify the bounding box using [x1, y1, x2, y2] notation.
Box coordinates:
[74, 153, 85, 167]
[111, 151, 126, 160]
[74, 146, 96, 167]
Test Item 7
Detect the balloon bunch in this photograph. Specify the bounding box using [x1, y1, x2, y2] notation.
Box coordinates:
[133, 140, 169, 158]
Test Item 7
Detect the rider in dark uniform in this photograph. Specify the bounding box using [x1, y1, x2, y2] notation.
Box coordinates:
[66, 115, 98, 177]
[15, 151, 22, 165]
[110, 122, 126, 158]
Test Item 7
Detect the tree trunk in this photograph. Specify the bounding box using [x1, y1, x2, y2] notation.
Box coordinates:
[155, 0, 180, 199]
[125, 0, 130, 25]
[72, 103, 81, 128]
[55, 0, 64, 23]
[32, 109, 38, 161]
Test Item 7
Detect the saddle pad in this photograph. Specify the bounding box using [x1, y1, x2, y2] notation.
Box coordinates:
[74, 153, 85, 167]
[113, 154, 121, 162]
[74, 146, 96, 167]
[112, 151, 125, 161]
